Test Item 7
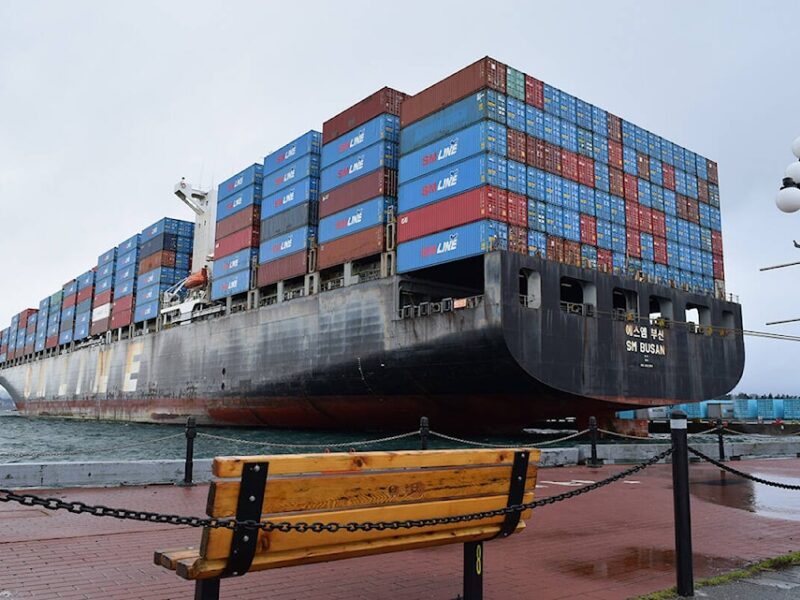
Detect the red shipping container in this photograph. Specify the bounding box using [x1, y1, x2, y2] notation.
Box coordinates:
[676, 194, 689, 220]
[325, 87, 407, 143]
[607, 113, 622, 142]
[607, 140, 623, 169]
[257, 252, 308, 287]
[526, 136, 546, 169]
[507, 192, 527, 227]
[563, 240, 581, 266]
[561, 149, 578, 182]
[90, 318, 112, 336]
[525, 75, 544, 109]
[625, 201, 640, 230]
[623, 173, 638, 202]
[112, 294, 135, 313]
[508, 226, 528, 254]
[698, 178, 709, 204]
[215, 226, 260, 258]
[609, 167, 624, 197]
[94, 290, 113, 307]
[547, 236, 565, 263]
[318, 225, 385, 270]
[652, 210, 666, 238]
[636, 153, 650, 180]
[319, 168, 397, 218]
[597, 248, 613, 272]
[111, 308, 133, 329]
[653, 236, 668, 265]
[397, 186, 507, 243]
[708, 160, 719, 185]
[580, 214, 597, 246]
[662, 163, 676, 190]
[711, 230, 723, 255]
[626, 230, 642, 258]
[45, 335, 58, 349]
[216, 205, 261, 240]
[686, 197, 700, 224]
[638, 206, 653, 233]
[138, 250, 177, 275]
[62, 294, 77, 308]
[577, 155, 595, 187]
[543, 142, 561, 174]
[507, 129, 526, 163]
[76, 287, 93, 303]
[713, 254, 725, 279]
[400, 57, 506, 127]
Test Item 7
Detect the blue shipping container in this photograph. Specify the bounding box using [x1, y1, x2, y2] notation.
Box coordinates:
[133, 300, 160, 324]
[217, 184, 262, 221]
[77, 270, 95, 290]
[98, 247, 117, 267]
[263, 153, 321, 197]
[96, 262, 114, 280]
[258, 225, 314, 264]
[59, 329, 73, 345]
[757, 399, 785, 420]
[141, 217, 189, 243]
[318, 196, 392, 244]
[320, 141, 398, 192]
[218, 163, 263, 201]
[733, 399, 758, 420]
[211, 270, 252, 301]
[114, 263, 138, 285]
[322, 115, 398, 166]
[261, 177, 320, 221]
[138, 267, 180, 290]
[397, 220, 508, 273]
[398, 153, 507, 213]
[398, 121, 506, 184]
[264, 131, 321, 176]
[400, 89, 507, 154]
[114, 279, 136, 299]
[118, 233, 140, 254]
[136, 282, 172, 305]
[212, 248, 258, 279]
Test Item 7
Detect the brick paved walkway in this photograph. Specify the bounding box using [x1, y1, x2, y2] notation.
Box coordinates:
[1, 458, 799, 599]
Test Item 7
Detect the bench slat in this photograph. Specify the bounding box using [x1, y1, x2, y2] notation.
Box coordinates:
[207, 463, 538, 517]
[154, 547, 200, 570]
[212, 449, 537, 478]
[178, 522, 518, 579]
[199, 491, 534, 561]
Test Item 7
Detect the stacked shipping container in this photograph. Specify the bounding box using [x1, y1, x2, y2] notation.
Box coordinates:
[73, 269, 96, 341]
[91, 247, 116, 335]
[135, 218, 194, 321]
[59, 280, 77, 345]
[317, 88, 405, 270]
[213, 164, 263, 300]
[112, 233, 141, 329]
[256, 132, 321, 288]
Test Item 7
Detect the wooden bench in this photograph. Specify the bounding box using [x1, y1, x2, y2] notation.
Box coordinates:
[155, 448, 540, 599]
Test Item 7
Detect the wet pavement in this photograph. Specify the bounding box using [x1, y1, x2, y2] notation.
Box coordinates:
[693, 565, 800, 599]
[0, 458, 799, 599]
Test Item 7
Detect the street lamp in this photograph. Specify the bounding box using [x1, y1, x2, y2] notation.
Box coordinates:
[775, 136, 800, 213]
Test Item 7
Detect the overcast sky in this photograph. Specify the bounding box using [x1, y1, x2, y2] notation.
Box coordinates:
[1, 1, 798, 394]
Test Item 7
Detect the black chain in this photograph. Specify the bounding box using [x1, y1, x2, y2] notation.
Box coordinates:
[0, 448, 672, 533]
[688, 446, 800, 490]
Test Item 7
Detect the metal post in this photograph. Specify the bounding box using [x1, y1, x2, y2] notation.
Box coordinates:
[181, 417, 197, 487]
[588, 416, 601, 468]
[463, 541, 483, 600]
[715, 418, 725, 462]
[670, 409, 694, 597]
[194, 579, 220, 600]
[420, 416, 430, 450]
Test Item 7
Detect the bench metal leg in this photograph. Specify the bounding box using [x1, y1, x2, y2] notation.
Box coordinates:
[463, 541, 483, 600]
[195, 579, 220, 600]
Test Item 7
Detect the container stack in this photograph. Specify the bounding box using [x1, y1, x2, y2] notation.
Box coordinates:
[0, 328, 8, 363]
[73, 269, 96, 341]
[34, 297, 49, 352]
[22, 311, 36, 356]
[7, 315, 18, 360]
[317, 88, 406, 271]
[257, 132, 321, 288]
[91, 247, 117, 335]
[135, 218, 194, 322]
[59, 280, 78, 345]
[213, 164, 263, 300]
[112, 233, 141, 330]
[396, 58, 513, 272]
[45, 291, 62, 349]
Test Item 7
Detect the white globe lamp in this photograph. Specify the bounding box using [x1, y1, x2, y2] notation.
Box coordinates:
[786, 161, 800, 185]
[776, 184, 800, 213]
[793, 136, 800, 160]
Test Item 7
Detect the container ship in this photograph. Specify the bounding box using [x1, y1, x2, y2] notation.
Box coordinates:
[0, 57, 744, 432]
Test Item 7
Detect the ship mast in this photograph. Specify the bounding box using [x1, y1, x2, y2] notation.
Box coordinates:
[174, 178, 217, 274]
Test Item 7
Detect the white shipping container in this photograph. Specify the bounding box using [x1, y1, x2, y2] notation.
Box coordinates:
[92, 303, 111, 322]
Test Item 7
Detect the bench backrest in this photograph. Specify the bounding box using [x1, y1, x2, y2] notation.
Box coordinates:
[178, 448, 539, 579]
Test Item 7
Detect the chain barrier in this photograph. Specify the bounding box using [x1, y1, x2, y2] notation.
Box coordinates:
[688, 446, 800, 490]
[429, 429, 590, 448]
[689, 427, 720, 436]
[596, 428, 651, 441]
[0, 448, 672, 532]
[0, 432, 186, 459]
[196, 430, 419, 450]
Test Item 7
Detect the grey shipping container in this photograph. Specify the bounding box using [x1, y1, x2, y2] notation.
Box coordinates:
[260, 201, 319, 242]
